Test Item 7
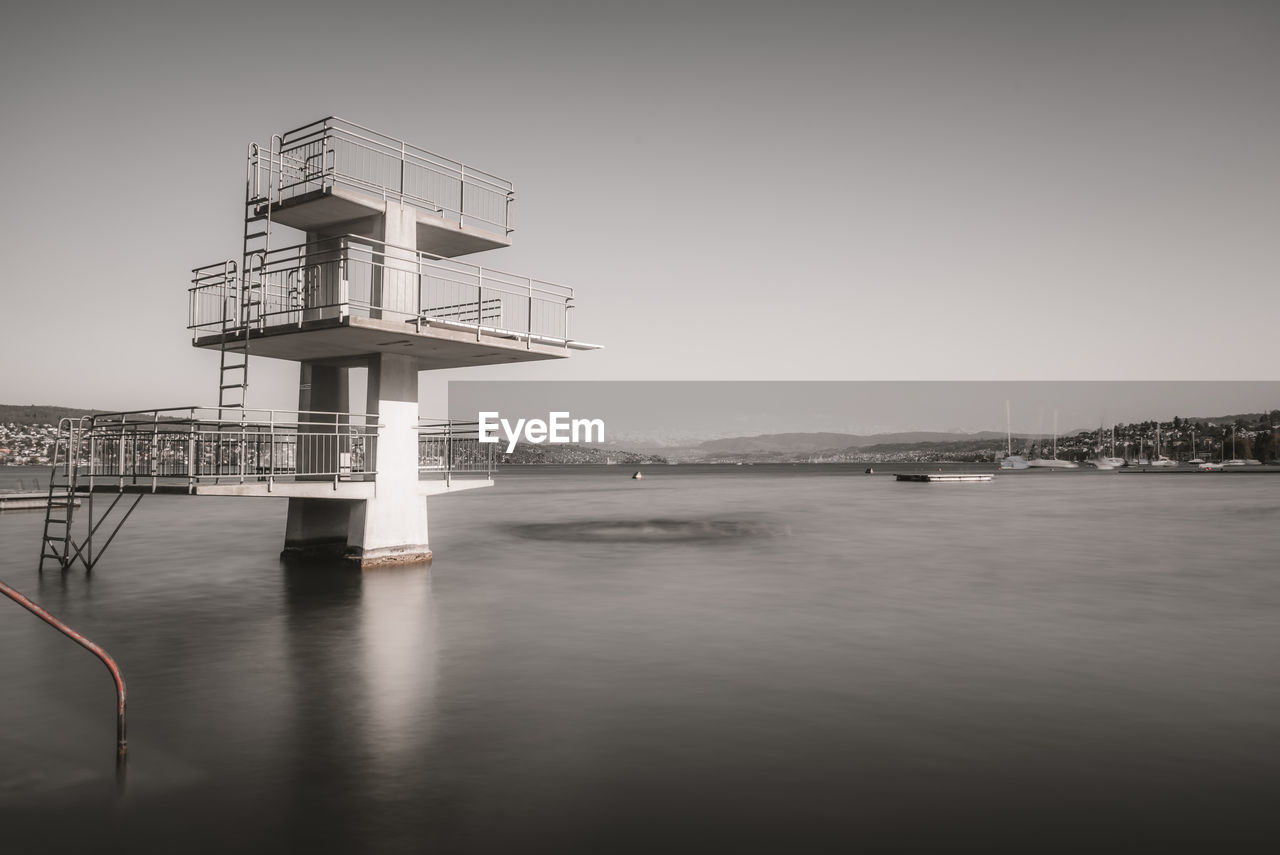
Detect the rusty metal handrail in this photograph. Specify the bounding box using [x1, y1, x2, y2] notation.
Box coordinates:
[0, 579, 127, 759]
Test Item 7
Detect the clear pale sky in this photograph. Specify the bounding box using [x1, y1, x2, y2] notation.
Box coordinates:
[2, 1, 1277, 413]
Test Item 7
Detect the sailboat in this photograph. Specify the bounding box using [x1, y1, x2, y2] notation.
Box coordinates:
[1188, 429, 1205, 465]
[1225, 427, 1249, 465]
[1150, 425, 1178, 467]
[1133, 433, 1150, 466]
[1025, 410, 1078, 469]
[1088, 425, 1125, 469]
[999, 401, 1030, 470]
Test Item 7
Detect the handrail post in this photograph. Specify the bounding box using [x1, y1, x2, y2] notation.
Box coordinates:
[187, 411, 197, 494]
[268, 410, 275, 491]
[151, 411, 159, 493]
[459, 165, 466, 228]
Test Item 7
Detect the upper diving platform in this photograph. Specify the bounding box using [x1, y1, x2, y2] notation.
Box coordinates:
[254, 118, 514, 257]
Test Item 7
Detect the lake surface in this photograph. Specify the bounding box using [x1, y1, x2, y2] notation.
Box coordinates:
[2, 464, 1279, 852]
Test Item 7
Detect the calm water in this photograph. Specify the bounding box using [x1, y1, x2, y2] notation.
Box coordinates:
[2, 464, 1279, 852]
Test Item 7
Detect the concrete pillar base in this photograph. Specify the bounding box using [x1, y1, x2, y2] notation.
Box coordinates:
[280, 537, 351, 564]
[344, 544, 433, 569]
[282, 538, 433, 568]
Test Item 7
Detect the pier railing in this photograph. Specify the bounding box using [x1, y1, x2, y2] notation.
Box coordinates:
[65, 408, 380, 490]
[190, 236, 574, 345]
[418, 419, 495, 479]
[250, 117, 514, 237]
[55, 409, 496, 491]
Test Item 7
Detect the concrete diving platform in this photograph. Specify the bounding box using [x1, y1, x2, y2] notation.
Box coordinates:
[192, 313, 595, 369]
[190, 234, 599, 368]
[263, 185, 509, 258]
[255, 117, 516, 258]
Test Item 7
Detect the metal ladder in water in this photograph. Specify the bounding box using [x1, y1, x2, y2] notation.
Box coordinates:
[39, 418, 82, 570]
[39, 418, 145, 572]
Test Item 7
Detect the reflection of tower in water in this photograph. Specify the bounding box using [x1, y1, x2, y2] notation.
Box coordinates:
[282, 564, 439, 846]
[359, 566, 438, 782]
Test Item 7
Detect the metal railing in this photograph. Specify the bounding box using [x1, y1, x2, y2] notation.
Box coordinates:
[0, 578, 127, 762]
[249, 117, 514, 236]
[190, 236, 575, 345]
[52, 409, 496, 491]
[65, 408, 380, 491]
[418, 419, 495, 480]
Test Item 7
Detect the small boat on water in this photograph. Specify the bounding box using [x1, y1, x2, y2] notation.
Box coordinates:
[1026, 409, 1078, 468]
[1148, 427, 1177, 467]
[999, 401, 1030, 470]
[896, 473, 994, 483]
[1026, 457, 1079, 469]
[1088, 426, 1124, 469]
[1199, 462, 1224, 471]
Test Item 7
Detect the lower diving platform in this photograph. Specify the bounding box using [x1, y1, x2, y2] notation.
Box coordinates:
[39, 409, 495, 571]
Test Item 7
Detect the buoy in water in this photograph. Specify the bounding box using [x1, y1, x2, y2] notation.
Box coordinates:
[632, 471, 643, 480]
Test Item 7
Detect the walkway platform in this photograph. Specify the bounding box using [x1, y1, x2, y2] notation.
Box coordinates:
[896, 473, 995, 483]
[73, 479, 493, 499]
[0, 491, 79, 511]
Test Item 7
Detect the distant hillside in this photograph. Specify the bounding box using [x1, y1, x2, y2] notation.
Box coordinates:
[0, 404, 107, 425]
[502, 443, 667, 465]
[697, 431, 1009, 455]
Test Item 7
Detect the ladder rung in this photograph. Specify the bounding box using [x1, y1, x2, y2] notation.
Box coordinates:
[220, 383, 247, 390]
[245, 231, 269, 239]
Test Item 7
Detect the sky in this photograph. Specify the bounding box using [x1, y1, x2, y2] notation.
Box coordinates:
[1, 0, 1277, 416]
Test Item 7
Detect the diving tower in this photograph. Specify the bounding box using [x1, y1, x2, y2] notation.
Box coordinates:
[40, 118, 598, 571]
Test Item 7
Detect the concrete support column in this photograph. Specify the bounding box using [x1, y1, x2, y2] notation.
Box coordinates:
[346, 352, 429, 567]
[301, 233, 347, 323]
[370, 201, 419, 321]
[282, 362, 353, 561]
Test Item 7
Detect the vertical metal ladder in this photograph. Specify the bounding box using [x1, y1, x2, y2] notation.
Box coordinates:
[219, 139, 280, 413]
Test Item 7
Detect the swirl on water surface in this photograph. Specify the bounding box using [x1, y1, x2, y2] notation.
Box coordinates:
[510, 518, 780, 543]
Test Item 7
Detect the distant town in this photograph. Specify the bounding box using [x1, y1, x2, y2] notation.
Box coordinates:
[2, 405, 1277, 466]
